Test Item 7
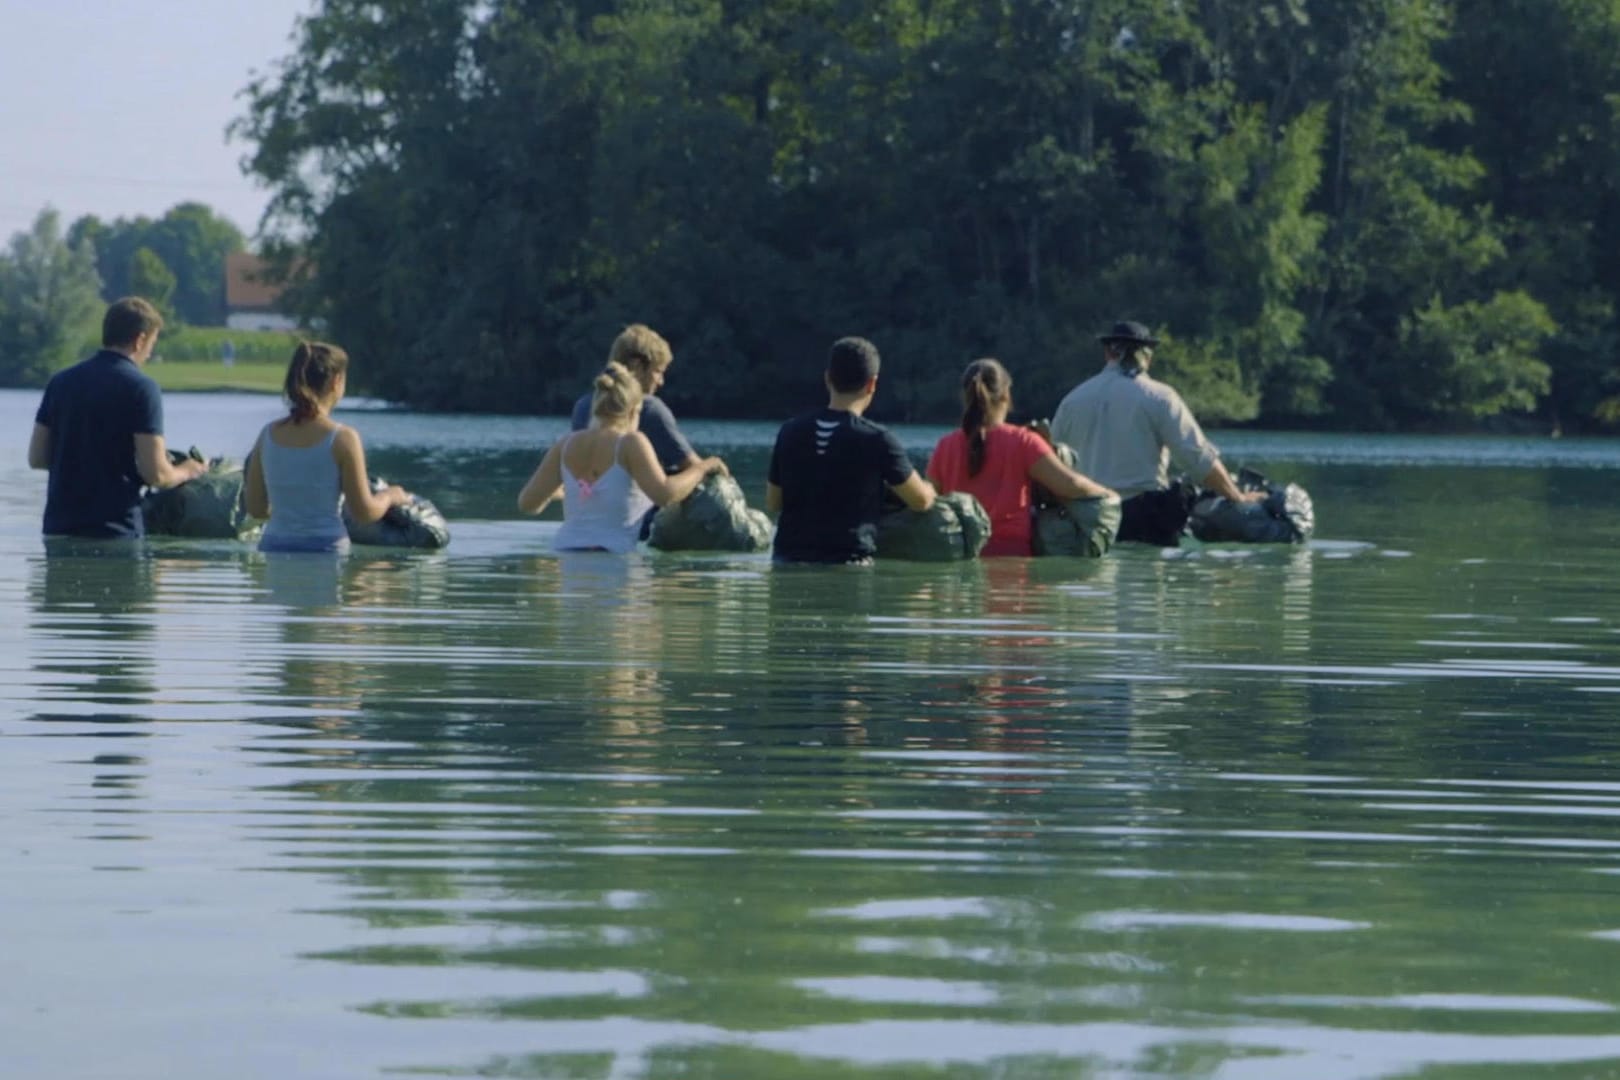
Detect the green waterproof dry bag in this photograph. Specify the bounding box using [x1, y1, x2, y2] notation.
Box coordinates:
[874, 491, 991, 561]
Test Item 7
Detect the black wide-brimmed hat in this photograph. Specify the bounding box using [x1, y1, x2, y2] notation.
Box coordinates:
[1097, 320, 1159, 347]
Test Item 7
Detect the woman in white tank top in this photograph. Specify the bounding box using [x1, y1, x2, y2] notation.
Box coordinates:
[518, 359, 728, 552]
[243, 342, 413, 552]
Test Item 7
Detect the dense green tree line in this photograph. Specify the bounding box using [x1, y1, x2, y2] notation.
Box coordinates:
[0, 202, 247, 384]
[231, 0, 1616, 429]
[67, 203, 246, 326]
[0, 211, 103, 386]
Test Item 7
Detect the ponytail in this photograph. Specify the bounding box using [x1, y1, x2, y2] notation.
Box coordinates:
[959, 358, 1012, 477]
[283, 341, 350, 421]
[590, 360, 644, 423]
[1118, 344, 1151, 376]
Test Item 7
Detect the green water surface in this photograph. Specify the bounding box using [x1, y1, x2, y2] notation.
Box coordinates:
[3, 392, 1620, 1080]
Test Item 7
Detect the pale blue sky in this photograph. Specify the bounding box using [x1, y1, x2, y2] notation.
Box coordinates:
[0, 0, 314, 245]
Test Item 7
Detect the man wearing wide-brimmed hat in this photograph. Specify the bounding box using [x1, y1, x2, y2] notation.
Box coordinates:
[1048, 320, 1258, 546]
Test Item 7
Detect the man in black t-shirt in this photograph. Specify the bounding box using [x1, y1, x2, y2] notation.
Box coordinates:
[29, 297, 207, 538]
[766, 337, 935, 564]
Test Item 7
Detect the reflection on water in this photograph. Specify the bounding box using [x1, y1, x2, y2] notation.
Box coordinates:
[4, 392, 1620, 1078]
[257, 550, 346, 610]
[28, 545, 160, 726]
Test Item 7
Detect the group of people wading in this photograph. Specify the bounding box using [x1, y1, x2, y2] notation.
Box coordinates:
[515, 319, 1261, 562]
[29, 297, 1258, 560]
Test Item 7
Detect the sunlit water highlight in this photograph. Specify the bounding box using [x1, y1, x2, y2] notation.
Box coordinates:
[4, 390, 1620, 1079]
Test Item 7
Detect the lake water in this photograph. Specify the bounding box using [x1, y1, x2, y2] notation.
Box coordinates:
[5, 390, 1620, 1080]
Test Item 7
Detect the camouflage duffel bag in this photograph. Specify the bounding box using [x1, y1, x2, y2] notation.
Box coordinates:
[875, 491, 991, 561]
[648, 474, 772, 553]
[141, 451, 259, 540]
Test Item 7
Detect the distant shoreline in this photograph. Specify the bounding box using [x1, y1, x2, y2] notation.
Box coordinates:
[164, 387, 280, 394]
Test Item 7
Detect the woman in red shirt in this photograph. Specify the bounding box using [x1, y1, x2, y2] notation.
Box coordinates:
[928, 359, 1114, 556]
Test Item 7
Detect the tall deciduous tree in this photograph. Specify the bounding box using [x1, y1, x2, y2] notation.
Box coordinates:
[68, 203, 245, 325]
[128, 247, 179, 325]
[0, 209, 103, 386]
[1263, 0, 1556, 427]
[1440, 0, 1620, 430]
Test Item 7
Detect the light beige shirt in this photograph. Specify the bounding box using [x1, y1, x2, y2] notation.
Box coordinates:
[1049, 364, 1221, 499]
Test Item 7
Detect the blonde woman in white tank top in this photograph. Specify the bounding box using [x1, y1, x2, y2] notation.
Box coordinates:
[518, 360, 728, 551]
[244, 342, 412, 551]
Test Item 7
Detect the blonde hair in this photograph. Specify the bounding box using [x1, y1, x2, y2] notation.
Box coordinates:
[608, 324, 672, 380]
[590, 360, 644, 422]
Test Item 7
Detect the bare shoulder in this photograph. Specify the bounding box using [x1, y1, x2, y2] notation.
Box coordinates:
[330, 423, 365, 455]
[622, 430, 658, 460]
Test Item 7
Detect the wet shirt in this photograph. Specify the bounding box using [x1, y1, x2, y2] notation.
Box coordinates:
[34, 350, 163, 538]
[928, 424, 1052, 557]
[570, 393, 694, 474]
[554, 434, 654, 554]
[256, 424, 349, 553]
[768, 407, 915, 563]
[1049, 365, 1220, 499]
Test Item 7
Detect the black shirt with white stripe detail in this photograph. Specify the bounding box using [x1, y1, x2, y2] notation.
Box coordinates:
[768, 407, 916, 564]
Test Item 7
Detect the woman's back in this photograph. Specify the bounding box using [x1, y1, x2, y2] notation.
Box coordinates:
[929, 423, 1050, 557]
[257, 419, 349, 553]
[555, 430, 653, 553]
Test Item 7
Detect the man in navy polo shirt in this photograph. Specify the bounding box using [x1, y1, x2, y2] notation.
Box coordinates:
[28, 297, 208, 538]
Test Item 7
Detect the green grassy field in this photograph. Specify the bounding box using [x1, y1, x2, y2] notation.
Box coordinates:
[74, 326, 305, 365]
[61, 326, 297, 394]
[145, 359, 286, 394]
[158, 327, 307, 364]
